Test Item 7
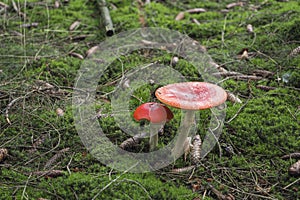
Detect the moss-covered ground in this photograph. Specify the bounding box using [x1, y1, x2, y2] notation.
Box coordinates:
[0, 0, 299, 199]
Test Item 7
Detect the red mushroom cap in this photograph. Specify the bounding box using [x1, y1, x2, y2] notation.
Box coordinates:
[155, 82, 227, 110]
[133, 102, 174, 123]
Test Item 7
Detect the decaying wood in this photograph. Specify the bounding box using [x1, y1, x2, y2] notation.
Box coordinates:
[191, 135, 201, 164]
[226, 91, 242, 104]
[0, 148, 8, 162]
[289, 46, 300, 57]
[31, 170, 65, 178]
[288, 160, 300, 176]
[44, 148, 70, 170]
[119, 133, 147, 150]
[171, 165, 195, 173]
[281, 152, 300, 160]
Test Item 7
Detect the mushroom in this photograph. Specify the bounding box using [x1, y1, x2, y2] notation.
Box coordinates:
[133, 102, 174, 151]
[155, 82, 227, 158]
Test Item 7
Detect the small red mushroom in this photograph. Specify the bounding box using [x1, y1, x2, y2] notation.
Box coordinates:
[155, 82, 227, 158]
[133, 102, 173, 151]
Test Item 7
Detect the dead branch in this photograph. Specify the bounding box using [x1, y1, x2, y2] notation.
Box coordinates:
[252, 70, 275, 78]
[209, 184, 235, 200]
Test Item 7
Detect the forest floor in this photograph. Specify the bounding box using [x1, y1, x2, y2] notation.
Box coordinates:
[0, 0, 299, 199]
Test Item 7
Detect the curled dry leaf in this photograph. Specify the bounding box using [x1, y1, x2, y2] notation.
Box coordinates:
[226, 92, 242, 104]
[226, 2, 243, 9]
[56, 108, 64, 117]
[247, 24, 254, 33]
[288, 160, 300, 176]
[289, 46, 300, 57]
[0, 148, 8, 162]
[175, 12, 185, 21]
[69, 20, 81, 31]
[185, 8, 206, 14]
[86, 46, 99, 57]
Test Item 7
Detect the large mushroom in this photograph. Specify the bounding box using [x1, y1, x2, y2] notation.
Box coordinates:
[133, 102, 173, 151]
[155, 82, 227, 158]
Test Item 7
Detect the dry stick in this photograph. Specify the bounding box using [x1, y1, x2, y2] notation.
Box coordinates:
[44, 148, 70, 170]
[31, 170, 65, 178]
[283, 177, 300, 189]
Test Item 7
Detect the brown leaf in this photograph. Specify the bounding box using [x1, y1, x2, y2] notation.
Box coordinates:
[175, 12, 185, 21]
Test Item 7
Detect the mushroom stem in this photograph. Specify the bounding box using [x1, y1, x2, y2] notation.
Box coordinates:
[172, 110, 195, 158]
[149, 123, 164, 151]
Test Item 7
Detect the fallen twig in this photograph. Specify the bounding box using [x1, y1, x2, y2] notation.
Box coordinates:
[171, 165, 196, 173]
[256, 85, 276, 91]
[226, 91, 242, 104]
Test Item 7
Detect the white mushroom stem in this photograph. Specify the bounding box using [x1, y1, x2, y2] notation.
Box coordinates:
[172, 110, 195, 158]
[149, 123, 164, 151]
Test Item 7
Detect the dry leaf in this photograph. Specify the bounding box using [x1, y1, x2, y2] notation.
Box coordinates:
[69, 21, 81, 31]
[175, 12, 185, 21]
